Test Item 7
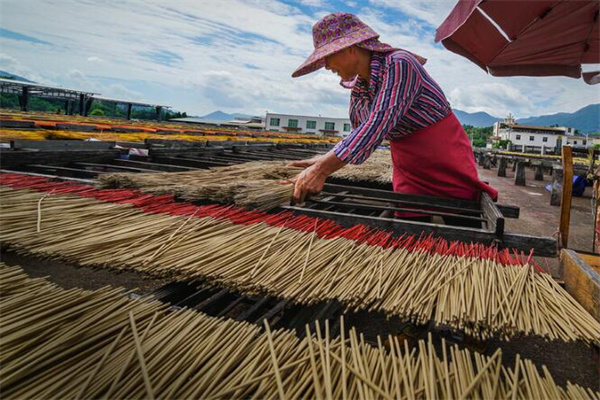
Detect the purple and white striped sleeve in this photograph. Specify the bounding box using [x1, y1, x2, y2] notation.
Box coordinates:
[333, 56, 421, 164]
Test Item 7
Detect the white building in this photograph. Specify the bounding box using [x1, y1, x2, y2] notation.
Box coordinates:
[493, 114, 589, 154]
[265, 112, 352, 137]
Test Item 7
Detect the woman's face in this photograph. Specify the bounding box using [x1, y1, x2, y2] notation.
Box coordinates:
[325, 48, 357, 81]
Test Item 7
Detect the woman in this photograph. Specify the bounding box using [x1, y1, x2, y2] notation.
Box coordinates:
[290, 12, 498, 220]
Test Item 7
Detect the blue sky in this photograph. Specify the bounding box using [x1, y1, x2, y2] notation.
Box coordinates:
[1, 0, 598, 118]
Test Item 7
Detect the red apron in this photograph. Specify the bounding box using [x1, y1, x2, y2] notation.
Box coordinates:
[389, 112, 498, 217]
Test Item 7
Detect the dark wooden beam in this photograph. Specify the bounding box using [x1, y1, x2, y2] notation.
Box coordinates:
[323, 183, 480, 210]
[72, 162, 158, 173]
[24, 164, 100, 179]
[112, 159, 194, 172]
[307, 198, 486, 222]
[0, 149, 121, 168]
[281, 205, 556, 256]
[318, 190, 482, 215]
[559, 146, 574, 248]
[481, 192, 504, 237]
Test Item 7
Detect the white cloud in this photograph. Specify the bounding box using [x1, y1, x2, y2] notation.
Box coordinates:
[0, 53, 55, 84]
[296, 0, 325, 7]
[103, 83, 143, 100]
[449, 83, 531, 118]
[368, 0, 457, 26]
[0, 0, 597, 119]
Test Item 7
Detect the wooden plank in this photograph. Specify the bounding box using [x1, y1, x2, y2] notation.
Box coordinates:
[72, 162, 158, 173]
[498, 233, 557, 257]
[496, 204, 519, 219]
[145, 138, 207, 148]
[112, 159, 195, 172]
[0, 120, 36, 129]
[514, 161, 526, 186]
[481, 192, 505, 236]
[323, 183, 480, 210]
[561, 249, 600, 322]
[25, 164, 101, 179]
[307, 199, 486, 222]
[533, 163, 544, 181]
[55, 123, 98, 132]
[11, 140, 115, 150]
[152, 156, 229, 169]
[0, 169, 96, 184]
[0, 149, 121, 168]
[148, 147, 224, 157]
[497, 156, 507, 177]
[560, 146, 574, 248]
[319, 190, 482, 215]
[283, 206, 496, 243]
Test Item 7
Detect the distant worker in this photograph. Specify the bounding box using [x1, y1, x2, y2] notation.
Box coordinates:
[289, 13, 498, 224]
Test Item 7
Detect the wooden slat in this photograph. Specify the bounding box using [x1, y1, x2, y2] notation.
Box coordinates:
[307, 199, 485, 222]
[112, 159, 195, 172]
[73, 162, 157, 173]
[560, 146, 574, 247]
[496, 204, 519, 218]
[561, 249, 600, 322]
[25, 164, 101, 178]
[323, 183, 480, 210]
[11, 140, 115, 150]
[0, 149, 121, 168]
[319, 190, 482, 215]
[480, 192, 505, 236]
[0, 169, 95, 184]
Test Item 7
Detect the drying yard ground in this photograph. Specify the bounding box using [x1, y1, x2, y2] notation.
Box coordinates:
[477, 163, 595, 276]
[1, 162, 598, 390]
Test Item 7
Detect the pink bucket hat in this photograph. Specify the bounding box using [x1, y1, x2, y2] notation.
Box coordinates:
[292, 12, 426, 78]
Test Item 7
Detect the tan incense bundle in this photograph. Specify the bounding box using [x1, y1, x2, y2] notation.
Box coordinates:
[98, 150, 393, 209]
[1, 187, 599, 344]
[99, 161, 299, 210]
[1, 264, 597, 400]
[332, 149, 393, 183]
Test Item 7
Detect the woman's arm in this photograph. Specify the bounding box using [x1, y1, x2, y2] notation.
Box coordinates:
[333, 54, 422, 164]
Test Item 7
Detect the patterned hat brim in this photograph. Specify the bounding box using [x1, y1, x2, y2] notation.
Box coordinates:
[292, 27, 379, 78]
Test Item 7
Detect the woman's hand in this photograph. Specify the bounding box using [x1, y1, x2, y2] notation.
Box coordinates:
[291, 164, 329, 204]
[289, 151, 347, 205]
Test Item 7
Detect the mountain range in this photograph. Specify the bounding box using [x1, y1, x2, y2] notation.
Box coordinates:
[0, 70, 34, 83]
[204, 105, 599, 133]
[199, 110, 255, 121]
[516, 104, 599, 133]
[453, 109, 501, 128]
[451, 104, 599, 133]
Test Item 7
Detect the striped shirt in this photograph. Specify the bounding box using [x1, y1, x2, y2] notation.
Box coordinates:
[333, 50, 451, 164]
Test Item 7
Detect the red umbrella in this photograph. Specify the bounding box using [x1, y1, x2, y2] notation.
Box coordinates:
[435, 0, 599, 84]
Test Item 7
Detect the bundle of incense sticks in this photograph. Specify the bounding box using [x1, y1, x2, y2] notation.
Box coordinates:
[98, 150, 393, 210]
[1, 264, 597, 400]
[100, 161, 300, 210]
[331, 149, 393, 184]
[0, 172, 533, 265]
[1, 181, 599, 344]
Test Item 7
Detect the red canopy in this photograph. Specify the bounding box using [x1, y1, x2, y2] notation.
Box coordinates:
[435, 0, 599, 83]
